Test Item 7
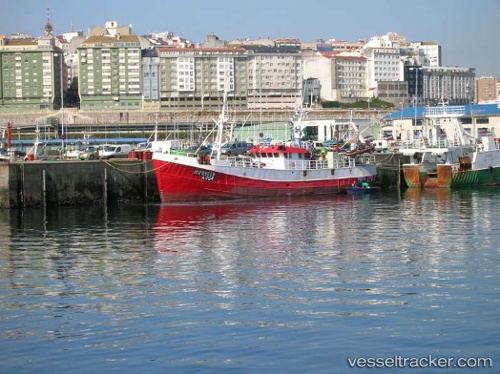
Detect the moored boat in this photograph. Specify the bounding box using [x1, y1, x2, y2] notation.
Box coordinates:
[401, 105, 500, 188]
[151, 90, 377, 202]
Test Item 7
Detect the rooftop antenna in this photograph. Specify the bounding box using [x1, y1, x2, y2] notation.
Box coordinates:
[44, 7, 53, 36]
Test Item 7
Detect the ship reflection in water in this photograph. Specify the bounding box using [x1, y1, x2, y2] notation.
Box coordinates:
[153, 195, 354, 255]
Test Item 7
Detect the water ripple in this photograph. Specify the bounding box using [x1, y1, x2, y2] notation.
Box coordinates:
[1, 190, 499, 373]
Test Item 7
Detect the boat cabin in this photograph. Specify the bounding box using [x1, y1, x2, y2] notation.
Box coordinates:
[247, 144, 326, 170]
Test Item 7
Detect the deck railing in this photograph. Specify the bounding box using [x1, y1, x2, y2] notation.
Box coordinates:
[395, 138, 462, 150]
[227, 158, 266, 168]
[226, 154, 375, 170]
[425, 106, 465, 117]
[285, 159, 330, 170]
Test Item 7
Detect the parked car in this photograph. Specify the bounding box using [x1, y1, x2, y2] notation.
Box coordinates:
[79, 146, 100, 160]
[220, 141, 250, 156]
[99, 144, 132, 159]
[186, 145, 212, 157]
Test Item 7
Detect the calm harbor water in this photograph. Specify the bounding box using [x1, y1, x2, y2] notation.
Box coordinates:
[0, 188, 499, 373]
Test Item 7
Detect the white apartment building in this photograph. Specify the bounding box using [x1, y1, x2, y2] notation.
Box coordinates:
[409, 41, 441, 67]
[364, 47, 401, 91]
[301, 32, 470, 108]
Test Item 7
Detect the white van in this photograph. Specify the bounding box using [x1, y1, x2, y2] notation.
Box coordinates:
[99, 144, 132, 159]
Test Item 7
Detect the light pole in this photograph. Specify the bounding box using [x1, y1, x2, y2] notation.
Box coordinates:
[56, 53, 65, 158]
[409, 66, 422, 143]
[259, 60, 264, 128]
[259, 60, 268, 131]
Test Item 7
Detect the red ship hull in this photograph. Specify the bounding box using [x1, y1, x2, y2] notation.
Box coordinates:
[152, 159, 376, 202]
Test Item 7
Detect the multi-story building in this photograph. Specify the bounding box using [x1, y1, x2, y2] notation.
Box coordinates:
[0, 22, 65, 112]
[312, 39, 365, 54]
[274, 38, 301, 48]
[142, 48, 160, 109]
[155, 45, 248, 110]
[476, 76, 499, 103]
[363, 46, 402, 92]
[404, 64, 475, 107]
[376, 81, 409, 108]
[404, 64, 424, 107]
[0, 23, 485, 115]
[77, 33, 142, 111]
[302, 50, 337, 102]
[303, 51, 368, 103]
[351, 33, 404, 105]
[244, 45, 302, 110]
[423, 66, 475, 105]
[152, 39, 303, 111]
[304, 33, 403, 106]
[334, 54, 368, 102]
[408, 41, 441, 67]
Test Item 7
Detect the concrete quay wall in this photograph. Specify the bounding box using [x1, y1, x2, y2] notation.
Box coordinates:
[373, 152, 409, 189]
[0, 159, 159, 209]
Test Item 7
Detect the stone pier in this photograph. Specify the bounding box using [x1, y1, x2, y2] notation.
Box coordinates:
[0, 159, 159, 209]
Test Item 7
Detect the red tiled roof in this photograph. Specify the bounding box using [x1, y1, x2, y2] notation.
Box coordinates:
[320, 51, 340, 58]
[320, 51, 367, 61]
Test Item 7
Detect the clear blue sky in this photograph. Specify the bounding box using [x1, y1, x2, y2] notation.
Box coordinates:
[2, 0, 499, 77]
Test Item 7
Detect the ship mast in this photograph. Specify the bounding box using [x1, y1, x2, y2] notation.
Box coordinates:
[293, 106, 309, 143]
[213, 84, 229, 160]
